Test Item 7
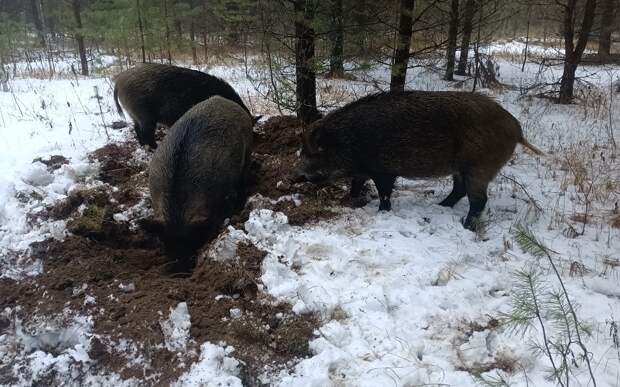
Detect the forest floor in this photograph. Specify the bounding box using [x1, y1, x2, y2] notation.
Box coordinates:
[1, 41, 620, 386]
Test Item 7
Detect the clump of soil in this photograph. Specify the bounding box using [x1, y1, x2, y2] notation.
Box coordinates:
[32, 155, 69, 171]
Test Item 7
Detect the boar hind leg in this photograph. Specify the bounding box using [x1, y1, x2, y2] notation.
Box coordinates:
[462, 174, 489, 231]
[132, 122, 144, 146]
[139, 118, 158, 149]
[372, 174, 396, 212]
[350, 177, 368, 198]
[438, 174, 466, 207]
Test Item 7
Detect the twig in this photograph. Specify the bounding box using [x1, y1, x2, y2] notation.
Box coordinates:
[93, 85, 110, 140]
[500, 173, 542, 212]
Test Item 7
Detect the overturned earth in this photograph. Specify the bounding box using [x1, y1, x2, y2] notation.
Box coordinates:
[0, 116, 360, 386]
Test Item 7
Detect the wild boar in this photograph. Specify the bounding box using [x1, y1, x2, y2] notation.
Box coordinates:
[113, 63, 258, 148]
[145, 96, 253, 268]
[298, 91, 542, 230]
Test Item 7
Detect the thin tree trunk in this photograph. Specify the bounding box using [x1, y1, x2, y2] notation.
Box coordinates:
[444, 0, 459, 80]
[71, 0, 88, 76]
[328, 0, 345, 77]
[189, 0, 198, 65]
[202, 0, 208, 63]
[456, 0, 475, 75]
[295, 0, 320, 123]
[472, 0, 482, 92]
[390, 0, 415, 91]
[137, 0, 146, 63]
[522, 6, 531, 72]
[162, 0, 172, 63]
[30, 0, 46, 47]
[558, 0, 597, 104]
[598, 0, 616, 61]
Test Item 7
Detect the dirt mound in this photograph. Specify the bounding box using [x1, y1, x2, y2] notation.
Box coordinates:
[2, 128, 331, 385]
[3, 229, 315, 384]
[0, 115, 368, 384]
[237, 115, 345, 226]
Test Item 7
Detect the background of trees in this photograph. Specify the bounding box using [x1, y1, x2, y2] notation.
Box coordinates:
[0, 0, 618, 118]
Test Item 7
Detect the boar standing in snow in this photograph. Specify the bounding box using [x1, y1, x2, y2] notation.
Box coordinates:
[297, 91, 542, 230]
[114, 63, 258, 148]
[146, 96, 253, 268]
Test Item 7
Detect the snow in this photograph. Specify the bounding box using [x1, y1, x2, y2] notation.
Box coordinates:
[1, 41, 619, 385]
[173, 343, 243, 387]
[160, 302, 192, 352]
[0, 76, 127, 279]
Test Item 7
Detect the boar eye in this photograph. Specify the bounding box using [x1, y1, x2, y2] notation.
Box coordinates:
[318, 146, 325, 153]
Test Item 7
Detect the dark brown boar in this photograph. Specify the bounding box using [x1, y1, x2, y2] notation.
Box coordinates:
[146, 96, 253, 269]
[113, 63, 258, 148]
[298, 91, 543, 230]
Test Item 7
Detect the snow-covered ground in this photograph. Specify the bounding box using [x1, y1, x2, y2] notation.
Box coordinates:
[1, 42, 619, 386]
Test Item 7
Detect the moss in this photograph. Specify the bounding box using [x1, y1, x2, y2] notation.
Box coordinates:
[273, 316, 315, 356]
[67, 205, 106, 237]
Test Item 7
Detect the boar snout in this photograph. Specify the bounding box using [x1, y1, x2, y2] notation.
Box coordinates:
[292, 170, 328, 184]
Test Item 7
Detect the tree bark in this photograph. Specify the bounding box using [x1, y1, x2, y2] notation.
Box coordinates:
[71, 0, 88, 76]
[558, 0, 597, 104]
[444, 0, 459, 80]
[390, 0, 415, 92]
[328, 0, 345, 77]
[456, 0, 475, 75]
[295, 0, 320, 123]
[598, 0, 616, 61]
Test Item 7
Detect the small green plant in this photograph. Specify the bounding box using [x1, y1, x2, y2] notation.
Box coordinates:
[500, 224, 597, 387]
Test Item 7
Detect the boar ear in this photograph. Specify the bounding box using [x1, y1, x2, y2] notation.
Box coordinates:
[188, 215, 210, 231]
[139, 217, 165, 234]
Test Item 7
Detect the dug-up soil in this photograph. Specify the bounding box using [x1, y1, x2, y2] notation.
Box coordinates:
[0, 116, 356, 386]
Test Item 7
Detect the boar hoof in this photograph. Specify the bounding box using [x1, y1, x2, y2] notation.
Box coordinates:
[378, 199, 392, 212]
[462, 216, 481, 232]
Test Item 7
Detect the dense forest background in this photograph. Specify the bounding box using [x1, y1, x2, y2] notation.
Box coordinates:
[0, 0, 618, 118]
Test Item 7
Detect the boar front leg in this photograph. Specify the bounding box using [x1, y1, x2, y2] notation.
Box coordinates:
[438, 173, 466, 207]
[372, 174, 396, 212]
[350, 176, 368, 198]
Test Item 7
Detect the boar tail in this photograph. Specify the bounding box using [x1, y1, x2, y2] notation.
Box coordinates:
[113, 85, 125, 118]
[519, 136, 544, 156]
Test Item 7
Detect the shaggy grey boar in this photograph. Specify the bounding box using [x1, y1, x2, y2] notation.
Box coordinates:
[298, 91, 542, 230]
[146, 96, 252, 267]
[114, 63, 258, 148]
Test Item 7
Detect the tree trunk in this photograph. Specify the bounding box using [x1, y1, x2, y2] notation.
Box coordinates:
[30, 0, 46, 47]
[70, 0, 88, 76]
[137, 0, 146, 63]
[444, 0, 459, 80]
[522, 5, 531, 72]
[390, 0, 415, 92]
[189, 0, 198, 65]
[328, 0, 345, 77]
[472, 0, 482, 92]
[598, 0, 616, 61]
[163, 0, 172, 63]
[558, 0, 597, 104]
[295, 0, 320, 124]
[456, 0, 475, 75]
[202, 0, 208, 63]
